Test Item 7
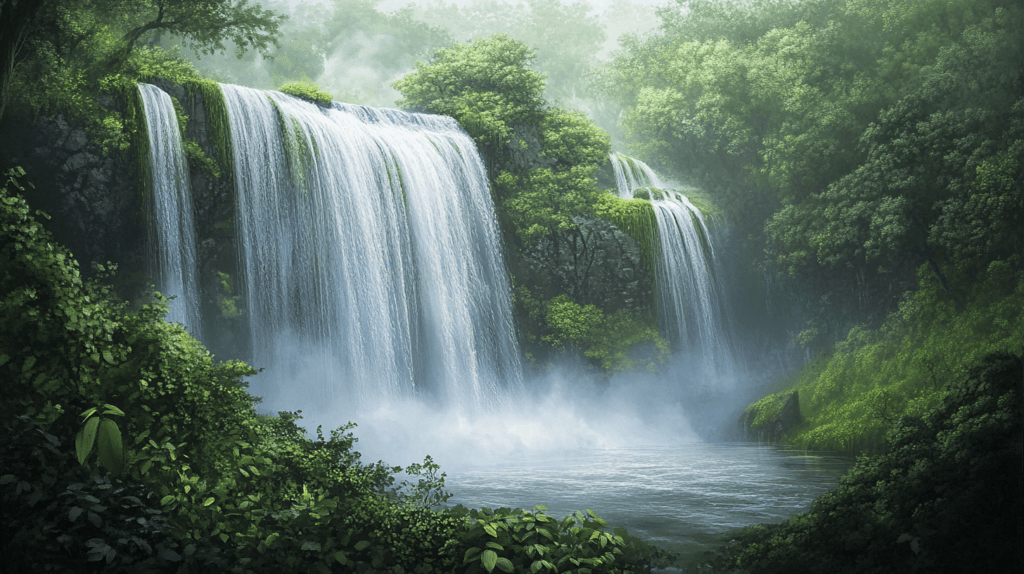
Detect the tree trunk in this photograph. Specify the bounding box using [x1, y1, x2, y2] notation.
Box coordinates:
[0, 0, 45, 125]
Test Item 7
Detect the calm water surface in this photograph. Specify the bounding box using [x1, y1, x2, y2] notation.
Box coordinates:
[444, 443, 854, 568]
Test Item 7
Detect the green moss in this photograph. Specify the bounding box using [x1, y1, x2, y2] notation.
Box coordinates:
[592, 192, 660, 274]
[742, 391, 791, 431]
[217, 271, 241, 319]
[185, 80, 233, 184]
[121, 84, 152, 208]
[169, 95, 221, 179]
[267, 95, 317, 195]
[277, 81, 333, 106]
[384, 155, 408, 210]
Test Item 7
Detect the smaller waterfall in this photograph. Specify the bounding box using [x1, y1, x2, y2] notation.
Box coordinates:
[611, 152, 663, 197]
[139, 83, 202, 337]
[610, 153, 736, 383]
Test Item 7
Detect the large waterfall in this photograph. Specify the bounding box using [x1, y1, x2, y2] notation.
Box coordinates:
[610, 153, 737, 384]
[220, 84, 522, 412]
[139, 83, 202, 338]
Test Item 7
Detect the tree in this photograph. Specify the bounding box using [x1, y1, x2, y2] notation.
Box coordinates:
[0, 0, 49, 123]
[109, 0, 282, 66]
[394, 33, 546, 144]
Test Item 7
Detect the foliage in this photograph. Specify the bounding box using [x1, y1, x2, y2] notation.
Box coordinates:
[520, 292, 667, 372]
[740, 391, 791, 433]
[748, 260, 1024, 452]
[705, 351, 1023, 573]
[591, 193, 659, 273]
[457, 505, 679, 574]
[394, 34, 546, 144]
[413, 0, 606, 105]
[2, 0, 279, 155]
[276, 81, 333, 106]
[597, 0, 1024, 335]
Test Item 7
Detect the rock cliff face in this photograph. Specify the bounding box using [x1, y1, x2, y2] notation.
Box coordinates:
[0, 105, 148, 293]
[0, 81, 245, 358]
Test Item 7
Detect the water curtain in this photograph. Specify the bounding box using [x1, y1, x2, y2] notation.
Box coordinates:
[221, 84, 521, 410]
[138, 83, 202, 338]
[610, 153, 736, 382]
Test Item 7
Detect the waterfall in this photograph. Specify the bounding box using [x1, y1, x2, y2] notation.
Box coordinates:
[610, 153, 737, 383]
[610, 152, 663, 197]
[139, 83, 202, 338]
[221, 84, 522, 412]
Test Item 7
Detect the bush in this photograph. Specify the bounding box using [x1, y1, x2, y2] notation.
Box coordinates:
[277, 81, 333, 106]
[705, 351, 1024, 573]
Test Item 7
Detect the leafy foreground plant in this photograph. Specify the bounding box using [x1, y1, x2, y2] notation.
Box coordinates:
[0, 168, 676, 573]
[699, 351, 1023, 574]
[457, 506, 677, 574]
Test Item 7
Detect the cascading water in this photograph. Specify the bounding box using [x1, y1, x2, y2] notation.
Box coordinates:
[610, 153, 737, 384]
[138, 83, 202, 338]
[220, 84, 522, 412]
[610, 152, 664, 196]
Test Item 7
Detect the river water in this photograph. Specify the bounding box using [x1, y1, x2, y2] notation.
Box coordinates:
[444, 443, 853, 569]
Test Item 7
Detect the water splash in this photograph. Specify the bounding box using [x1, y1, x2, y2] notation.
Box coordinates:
[138, 83, 202, 338]
[221, 84, 522, 413]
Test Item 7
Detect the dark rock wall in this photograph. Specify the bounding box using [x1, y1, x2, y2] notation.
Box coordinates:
[0, 108, 149, 295]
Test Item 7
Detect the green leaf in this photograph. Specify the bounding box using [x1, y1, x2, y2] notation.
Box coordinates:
[22, 355, 36, 373]
[464, 547, 482, 563]
[76, 416, 100, 465]
[96, 418, 124, 475]
[354, 540, 371, 551]
[203, 497, 215, 507]
[0, 353, 10, 368]
[160, 495, 175, 506]
[495, 557, 514, 573]
[102, 350, 115, 365]
[333, 551, 349, 565]
[102, 404, 125, 416]
[481, 550, 498, 573]
[486, 541, 504, 551]
[484, 524, 498, 537]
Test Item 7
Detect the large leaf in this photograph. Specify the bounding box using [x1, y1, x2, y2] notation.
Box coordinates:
[96, 418, 124, 475]
[481, 550, 498, 572]
[76, 416, 100, 465]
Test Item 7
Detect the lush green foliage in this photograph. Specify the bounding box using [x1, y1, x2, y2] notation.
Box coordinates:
[517, 291, 668, 372]
[748, 260, 1024, 452]
[1, 0, 281, 148]
[597, 0, 1024, 331]
[457, 505, 677, 573]
[276, 82, 333, 106]
[394, 34, 547, 144]
[704, 351, 1023, 573]
[411, 0, 606, 105]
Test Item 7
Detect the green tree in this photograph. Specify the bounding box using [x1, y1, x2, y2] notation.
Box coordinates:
[394, 33, 546, 144]
[109, 0, 282, 65]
